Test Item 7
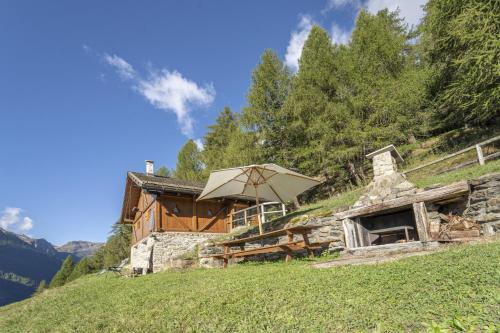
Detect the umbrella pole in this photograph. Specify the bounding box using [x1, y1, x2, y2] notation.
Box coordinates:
[255, 186, 263, 235]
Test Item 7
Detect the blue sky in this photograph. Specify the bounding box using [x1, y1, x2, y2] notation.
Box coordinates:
[0, 0, 425, 244]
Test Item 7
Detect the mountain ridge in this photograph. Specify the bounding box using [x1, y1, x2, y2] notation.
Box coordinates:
[0, 227, 103, 306]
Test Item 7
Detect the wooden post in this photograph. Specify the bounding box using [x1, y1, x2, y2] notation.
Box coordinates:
[302, 232, 314, 258]
[281, 203, 286, 217]
[476, 144, 485, 166]
[413, 202, 429, 242]
[192, 196, 198, 231]
[244, 209, 248, 226]
[261, 204, 266, 225]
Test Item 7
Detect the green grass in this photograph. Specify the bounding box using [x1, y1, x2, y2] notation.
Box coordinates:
[0, 241, 498, 332]
[411, 159, 500, 189]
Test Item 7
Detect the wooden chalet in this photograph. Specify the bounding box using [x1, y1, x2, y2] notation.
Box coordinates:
[120, 162, 252, 245]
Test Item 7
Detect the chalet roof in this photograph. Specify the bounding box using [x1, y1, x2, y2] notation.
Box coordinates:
[128, 172, 205, 195]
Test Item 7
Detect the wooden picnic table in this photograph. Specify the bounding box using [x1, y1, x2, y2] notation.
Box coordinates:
[213, 225, 329, 267]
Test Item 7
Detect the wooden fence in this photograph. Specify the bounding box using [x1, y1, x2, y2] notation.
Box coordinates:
[403, 135, 500, 177]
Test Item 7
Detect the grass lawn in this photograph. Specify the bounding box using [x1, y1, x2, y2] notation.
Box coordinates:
[0, 241, 499, 332]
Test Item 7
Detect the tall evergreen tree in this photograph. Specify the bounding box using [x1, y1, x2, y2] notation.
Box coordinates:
[67, 258, 93, 282]
[174, 139, 204, 181]
[156, 166, 172, 177]
[202, 107, 239, 171]
[281, 25, 361, 193]
[49, 256, 74, 288]
[242, 49, 291, 163]
[33, 280, 47, 296]
[349, 9, 429, 146]
[420, 0, 499, 129]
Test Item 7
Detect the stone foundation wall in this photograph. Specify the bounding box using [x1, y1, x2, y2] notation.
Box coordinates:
[464, 174, 500, 235]
[131, 232, 221, 272]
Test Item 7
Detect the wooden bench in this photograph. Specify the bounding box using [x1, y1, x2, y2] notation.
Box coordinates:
[210, 225, 330, 267]
[368, 225, 415, 243]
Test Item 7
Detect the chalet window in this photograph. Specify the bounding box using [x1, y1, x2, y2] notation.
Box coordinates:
[173, 205, 180, 215]
[207, 209, 213, 217]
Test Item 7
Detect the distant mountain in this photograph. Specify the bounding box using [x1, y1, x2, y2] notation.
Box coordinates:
[0, 228, 102, 307]
[56, 241, 104, 259]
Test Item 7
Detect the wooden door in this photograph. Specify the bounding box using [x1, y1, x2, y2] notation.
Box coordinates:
[160, 197, 195, 232]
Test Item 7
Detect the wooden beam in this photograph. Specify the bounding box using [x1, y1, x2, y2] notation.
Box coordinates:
[413, 202, 429, 242]
[335, 181, 469, 220]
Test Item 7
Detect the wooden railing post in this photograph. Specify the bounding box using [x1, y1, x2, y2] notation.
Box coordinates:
[282, 203, 286, 217]
[261, 204, 266, 224]
[244, 209, 248, 226]
[476, 144, 485, 166]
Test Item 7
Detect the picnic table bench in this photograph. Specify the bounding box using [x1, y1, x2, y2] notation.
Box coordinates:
[210, 225, 331, 268]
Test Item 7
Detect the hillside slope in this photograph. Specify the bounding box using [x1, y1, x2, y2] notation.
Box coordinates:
[0, 241, 498, 332]
[0, 228, 102, 306]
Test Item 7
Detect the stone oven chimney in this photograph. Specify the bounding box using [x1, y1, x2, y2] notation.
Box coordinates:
[366, 145, 403, 179]
[353, 145, 417, 208]
[145, 160, 154, 176]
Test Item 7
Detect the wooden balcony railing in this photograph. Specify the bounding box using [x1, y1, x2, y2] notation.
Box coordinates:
[231, 202, 286, 229]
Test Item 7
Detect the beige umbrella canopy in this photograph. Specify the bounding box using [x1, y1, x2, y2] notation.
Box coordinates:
[197, 164, 322, 234]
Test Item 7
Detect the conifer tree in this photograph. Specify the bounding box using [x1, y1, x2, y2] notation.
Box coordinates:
[242, 49, 291, 163]
[49, 256, 74, 288]
[156, 166, 172, 177]
[420, 0, 499, 129]
[349, 9, 428, 146]
[33, 280, 47, 296]
[174, 139, 204, 181]
[202, 107, 239, 171]
[67, 258, 93, 282]
[281, 25, 361, 192]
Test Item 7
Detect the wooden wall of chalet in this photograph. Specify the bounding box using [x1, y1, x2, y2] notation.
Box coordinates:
[131, 192, 249, 245]
[132, 191, 156, 245]
[157, 194, 233, 234]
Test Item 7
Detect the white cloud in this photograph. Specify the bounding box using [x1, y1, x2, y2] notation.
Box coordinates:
[103, 54, 136, 80]
[326, 0, 427, 27]
[0, 207, 34, 233]
[20, 217, 34, 232]
[323, 0, 361, 13]
[331, 23, 351, 45]
[285, 15, 314, 72]
[364, 0, 426, 27]
[137, 71, 215, 136]
[101, 53, 215, 137]
[194, 138, 204, 151]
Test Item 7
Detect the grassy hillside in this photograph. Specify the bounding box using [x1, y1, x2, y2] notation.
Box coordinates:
[1, 241, 498, 332]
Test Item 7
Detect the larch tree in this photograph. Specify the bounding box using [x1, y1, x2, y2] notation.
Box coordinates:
[281, 25, 361, 194]
[202, 107, 239, 172]
[174, 139, 205, 181]
[242, 49, 291, 164]
[49, 256, 74, 288]
[156, 166, 172, 177]
[420, 0, 500, 129]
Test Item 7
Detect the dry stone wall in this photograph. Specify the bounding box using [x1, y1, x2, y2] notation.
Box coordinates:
[464, 173, 500, 235]
[131, 232, 220, 272]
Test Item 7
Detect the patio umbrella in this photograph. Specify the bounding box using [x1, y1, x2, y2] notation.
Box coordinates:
[197, 164, 321, 234]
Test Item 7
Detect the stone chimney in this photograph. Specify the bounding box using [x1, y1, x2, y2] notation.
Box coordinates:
[366, 145, 403, 179]
[353, 145, 417, 208]
[145, 160, 154, 176]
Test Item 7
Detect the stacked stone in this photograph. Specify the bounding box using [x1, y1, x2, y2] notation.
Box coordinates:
[353, 150, 418, 208]
[465, 173, 500, 236]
